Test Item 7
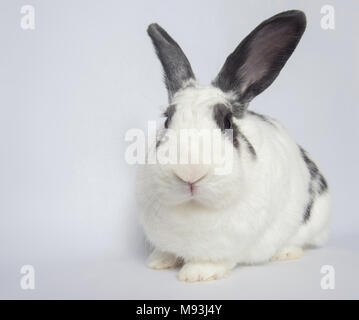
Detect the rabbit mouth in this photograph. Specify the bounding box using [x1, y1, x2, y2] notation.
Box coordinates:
[173, 172, 208, 197]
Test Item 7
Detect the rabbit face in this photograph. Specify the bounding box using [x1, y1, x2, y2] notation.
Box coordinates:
[144, 10, 306, 209]
[147, 83, 244, 209]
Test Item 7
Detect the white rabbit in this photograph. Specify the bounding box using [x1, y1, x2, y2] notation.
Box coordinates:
[136, 10, 331, 282]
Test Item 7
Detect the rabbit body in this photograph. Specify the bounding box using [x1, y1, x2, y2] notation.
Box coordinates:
[137, 85, 330, 265]
[136, 10, 331, 281]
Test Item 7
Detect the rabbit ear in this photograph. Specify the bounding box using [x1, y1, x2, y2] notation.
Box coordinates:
[213, 10, 306, 105]
[147, 23, 195, 101]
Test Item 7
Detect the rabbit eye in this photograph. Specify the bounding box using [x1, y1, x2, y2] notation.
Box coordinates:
[224, 116, 232, 129]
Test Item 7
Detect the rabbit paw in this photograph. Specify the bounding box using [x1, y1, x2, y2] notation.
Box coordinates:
[177, 261, 231, 282]
[147, 250, 179, 270]
[270, 246, 303, 262]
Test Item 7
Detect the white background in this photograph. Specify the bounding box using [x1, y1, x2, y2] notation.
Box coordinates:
[0, 0, 358, 299]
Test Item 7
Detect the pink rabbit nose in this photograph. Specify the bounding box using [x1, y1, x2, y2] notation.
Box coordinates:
[174, 173, 207, 195]
[174, 173, 207, 185]
[173, 165, 209, 190]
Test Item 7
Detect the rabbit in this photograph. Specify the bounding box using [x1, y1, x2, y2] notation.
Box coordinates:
[136, 10, 331, 282]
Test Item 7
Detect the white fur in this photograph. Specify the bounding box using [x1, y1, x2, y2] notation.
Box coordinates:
[147, 250, 179, 270]
[136, 83, 331, 281]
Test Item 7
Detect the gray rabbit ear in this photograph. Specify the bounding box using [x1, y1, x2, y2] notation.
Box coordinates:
[147, 23, 195, 101]
[213, 10, 306, 105]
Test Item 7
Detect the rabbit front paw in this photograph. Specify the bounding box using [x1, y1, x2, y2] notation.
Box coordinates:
[177, 261, 232, 282]
[147, 250, 180, 270]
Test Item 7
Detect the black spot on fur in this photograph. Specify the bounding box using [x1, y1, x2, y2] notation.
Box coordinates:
[213, 104, 256, 158]
[231, 101, 248, 118]
[299, 146, 328, 223]
[303, 198, 314, 222]
[156, 104, 176, 148]
[300, 147, 328, 195]
[163, 104, 176, 124]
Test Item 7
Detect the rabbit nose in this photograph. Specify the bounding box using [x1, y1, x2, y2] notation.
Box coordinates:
[173, 165, 209, 185]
